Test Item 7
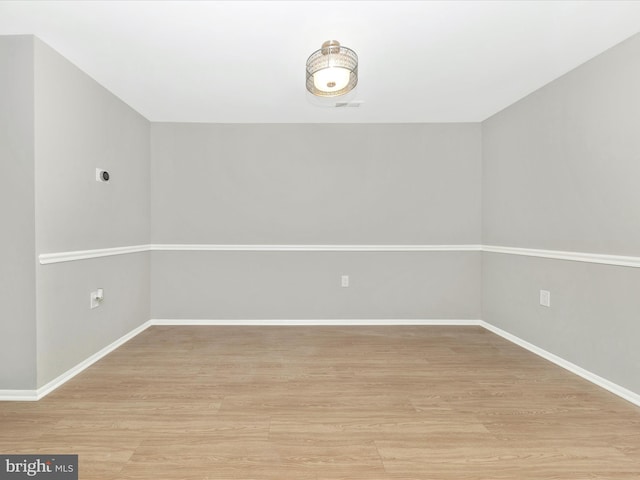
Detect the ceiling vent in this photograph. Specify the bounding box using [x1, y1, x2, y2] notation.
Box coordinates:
[334, 101, 363, 108]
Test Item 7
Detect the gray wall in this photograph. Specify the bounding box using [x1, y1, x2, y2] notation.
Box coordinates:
[483, 253, 640, 393]
[35, 40, 150, 254]
[482, 34, 640, 256]
[37, 254, 150, 385]
[152, 251, 481, 320]
[482, 33, 640, 394]
[0, 36, 37, 390]
[151, 123, 481, 244]
[151, 123, 482, 320]
[33, 38, 150, 386]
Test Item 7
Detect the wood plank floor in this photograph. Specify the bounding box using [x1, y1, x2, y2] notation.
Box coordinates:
[1, 326, 639, 479]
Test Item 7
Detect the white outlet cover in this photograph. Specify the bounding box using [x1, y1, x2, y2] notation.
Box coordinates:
[90, 289, 104, 309]
[90, 291, 100, 309]
[341, 275, 349, 287]
[540, 290, 551, 307]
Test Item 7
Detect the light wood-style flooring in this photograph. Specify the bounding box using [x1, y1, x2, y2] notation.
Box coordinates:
[1, 326, 639, 479]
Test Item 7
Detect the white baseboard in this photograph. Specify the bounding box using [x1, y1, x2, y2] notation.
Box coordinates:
[2, 319, 639, 408]
[151, 318, 482, 326]
[0, 320, 154, 402]
[480, 321, 640, 408]
[35, 320, 154, 400]
[0, 389, 39, 401]
[151, 244, 482, 253]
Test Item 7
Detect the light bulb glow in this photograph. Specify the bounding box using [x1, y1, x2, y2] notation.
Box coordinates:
[313, 67, 351, 93]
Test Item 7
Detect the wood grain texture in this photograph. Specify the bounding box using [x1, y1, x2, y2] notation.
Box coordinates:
[1, 326, 639, 479]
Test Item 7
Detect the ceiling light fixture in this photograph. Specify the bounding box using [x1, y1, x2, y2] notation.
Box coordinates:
[306, 40, 358, 97]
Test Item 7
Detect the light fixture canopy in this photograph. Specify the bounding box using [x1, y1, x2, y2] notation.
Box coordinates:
[306, 40, 358, 97]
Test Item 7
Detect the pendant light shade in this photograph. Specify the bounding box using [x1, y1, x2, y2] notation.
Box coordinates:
[306, 40, 358, 97]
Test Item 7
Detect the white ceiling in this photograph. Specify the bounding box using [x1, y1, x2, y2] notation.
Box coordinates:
[1, 1, 640, 123]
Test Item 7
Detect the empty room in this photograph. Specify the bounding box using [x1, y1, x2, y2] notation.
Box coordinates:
[1, 1, 640, 478]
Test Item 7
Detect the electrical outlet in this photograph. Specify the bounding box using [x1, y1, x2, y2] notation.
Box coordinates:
[96, 168, 110, 183]
[341, 275, 349, 288]
[539, 289, 551, 307]
[90, 288, 104, 309]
